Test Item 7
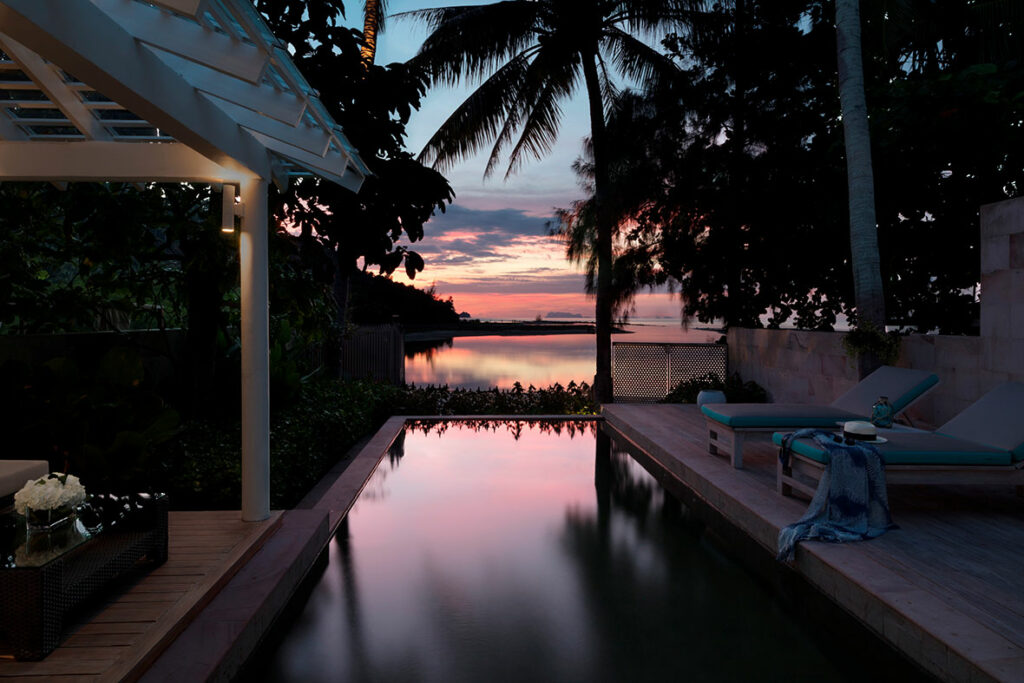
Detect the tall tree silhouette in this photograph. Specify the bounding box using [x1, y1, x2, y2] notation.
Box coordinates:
[403, 0, 684, 402]
[361, 0, 388, 68]
[836, 0, 884, 373]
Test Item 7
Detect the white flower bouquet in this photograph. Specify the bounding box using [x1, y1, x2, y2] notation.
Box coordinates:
[14, 473, 87, 531]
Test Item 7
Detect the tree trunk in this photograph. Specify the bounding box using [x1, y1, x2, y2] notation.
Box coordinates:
[328, 246, 352, 378]
[361, 0, 382, 68]
[836, 0, 886, 377]
[726, 0, 746, 327]
[582, 52, 613, 403]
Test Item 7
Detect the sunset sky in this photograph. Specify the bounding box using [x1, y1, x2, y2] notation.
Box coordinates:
[351, 1, 681, 321]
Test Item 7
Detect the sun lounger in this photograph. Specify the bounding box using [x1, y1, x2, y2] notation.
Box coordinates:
[701, 365, 939, 468]
[774, 382, 1024, 498]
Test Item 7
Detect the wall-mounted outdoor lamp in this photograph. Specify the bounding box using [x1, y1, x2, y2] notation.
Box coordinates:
[221, 183, 243, 233]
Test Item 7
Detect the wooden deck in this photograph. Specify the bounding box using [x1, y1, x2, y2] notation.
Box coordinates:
[0, 510, 281, 682]
[604, 403, 1024, 683]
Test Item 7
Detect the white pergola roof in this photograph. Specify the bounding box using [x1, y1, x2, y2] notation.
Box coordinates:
[0, 0, 368, 190]
[0, 0, 369, 522]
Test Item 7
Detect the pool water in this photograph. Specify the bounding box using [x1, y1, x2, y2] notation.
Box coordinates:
[261, 421, 914, 682]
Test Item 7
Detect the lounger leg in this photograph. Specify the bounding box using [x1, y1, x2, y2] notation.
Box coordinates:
[706, 420, 722, 456]
[777, 456, 791, 496]
[706, 423, 744, 468]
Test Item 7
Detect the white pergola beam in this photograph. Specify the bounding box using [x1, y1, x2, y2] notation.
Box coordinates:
[0, 141, 246, 183]
[0, 100, 72, 108]
[156, 50, 306, 126]
[239, 177, 270, 522]
[268, 155, 289, 192]
[203, 1, 243, 42]
[248, 130, 363, 193]
[92, 0, 267, 84]
[205, 93, 330, 157]
[0, 81, 48, 89]
[0, 111, 27, 140]
[149, 0, 205, 17]
[0, 0, 271, 180]
[0, 34, 112, 141]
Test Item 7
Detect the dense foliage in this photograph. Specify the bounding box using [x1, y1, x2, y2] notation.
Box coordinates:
[0, 347, 179, 493]
[157, 379, 395, 509]
[559, 0, 1023, 334]
[348, 270, 460, 325]
[0, 183, 194, 334]
[661, 373, 768, 404]
[257, 0, 454, 325]
[390, 381, 598, 416]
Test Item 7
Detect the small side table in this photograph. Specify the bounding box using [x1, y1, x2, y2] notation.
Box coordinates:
[0, 497, 168, 660]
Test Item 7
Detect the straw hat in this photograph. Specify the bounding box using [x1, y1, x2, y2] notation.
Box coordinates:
[842, 421, 887, 444]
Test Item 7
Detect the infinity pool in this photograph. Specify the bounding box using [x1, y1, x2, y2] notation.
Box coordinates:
[262, 421, 918, 682]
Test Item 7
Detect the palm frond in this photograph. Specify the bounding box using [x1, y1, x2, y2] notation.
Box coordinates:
[483, 101, 529, 179]
[554, 197, 598, 274]
[392, 4, 488, 31]
[402, 2, 542, 86]
[602, 27, 681, 90]
[502, 52, 581, 178]
[612, 0, 695, 35]
[594, 52, 620, 122]
[417, 53, 533, 171]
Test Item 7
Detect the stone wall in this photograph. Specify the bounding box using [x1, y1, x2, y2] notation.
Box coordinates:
[728, 195, 1024, 428]
[727, 327, 858, 404]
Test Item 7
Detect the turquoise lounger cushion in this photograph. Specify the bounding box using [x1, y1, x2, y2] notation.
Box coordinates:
[771, 431, 1013, 467]
[830, 366, 939, 415]
[702, 366, 939, 430]
[935, 382, 1024, 462]
[702, 403, 862, 428]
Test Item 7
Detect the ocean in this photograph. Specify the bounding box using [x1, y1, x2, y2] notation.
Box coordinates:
[404, 319, 722, 390]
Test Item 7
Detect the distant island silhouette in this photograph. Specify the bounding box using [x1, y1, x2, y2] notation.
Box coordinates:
[545, 311, 584, 319]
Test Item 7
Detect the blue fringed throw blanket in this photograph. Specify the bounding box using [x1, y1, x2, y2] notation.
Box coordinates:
[777, 429, 896, 562]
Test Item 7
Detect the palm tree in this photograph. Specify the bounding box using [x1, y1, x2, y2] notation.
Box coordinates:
[836, 0, 885, 364]
[402, 0, 684, 402]
[360, 0, 388, 68]
[555, 92, 667, 320]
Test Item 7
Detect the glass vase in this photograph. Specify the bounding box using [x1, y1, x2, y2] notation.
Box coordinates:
[25, 505, 75, 533]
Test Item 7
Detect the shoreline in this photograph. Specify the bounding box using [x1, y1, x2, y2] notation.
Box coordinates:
[403, 321, 629, 342]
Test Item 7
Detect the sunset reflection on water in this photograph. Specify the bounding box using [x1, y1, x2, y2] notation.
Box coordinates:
[262, 421, 906, 683]
[404, 323, 721, 389]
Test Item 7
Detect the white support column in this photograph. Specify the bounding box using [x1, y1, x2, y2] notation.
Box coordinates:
[239, 176, 270, 521]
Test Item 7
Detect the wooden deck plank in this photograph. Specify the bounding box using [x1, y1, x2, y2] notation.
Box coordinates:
[0, 510, 281, 682]
[0, 659, 113, 676]
[141, 509, 331, 683]
[102, 593, 179, 605]
[0, 676, 99, 683]
[604, 403, 1024, 683]
[98, 511, 282, 683]
[87, 604, 171, 624]
[61, 633, 143, 648]
[67, 623, 149, 637]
